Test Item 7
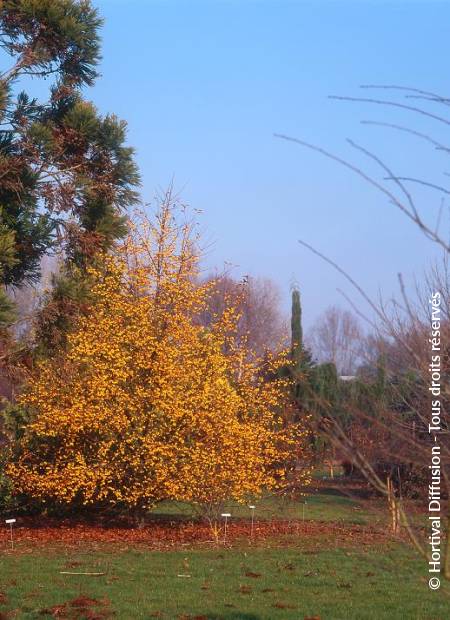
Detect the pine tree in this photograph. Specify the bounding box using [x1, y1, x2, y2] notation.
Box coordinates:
[0, 1, 140, 346]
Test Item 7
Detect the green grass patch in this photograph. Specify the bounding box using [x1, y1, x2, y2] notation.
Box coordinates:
[0, 544, 448, 619]
[151, 487, 383, 527]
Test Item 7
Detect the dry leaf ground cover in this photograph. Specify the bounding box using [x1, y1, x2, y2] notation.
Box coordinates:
[0, 487, 448, 619]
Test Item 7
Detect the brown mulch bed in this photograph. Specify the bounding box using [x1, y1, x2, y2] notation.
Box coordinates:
[1, 518, 392, 552]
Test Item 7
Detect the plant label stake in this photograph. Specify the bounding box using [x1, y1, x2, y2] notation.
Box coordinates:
[303, 501, 307, 522]
[249, 505, 256, 538]
[221, 513, 231, 544]
[5, 519, 16, 550]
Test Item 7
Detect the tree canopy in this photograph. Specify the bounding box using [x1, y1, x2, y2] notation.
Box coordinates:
[8, 199, 311, 513]
[0, 0, 139, 335]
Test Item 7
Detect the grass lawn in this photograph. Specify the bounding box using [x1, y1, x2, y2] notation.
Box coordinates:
[151, 485, 384, 527]
[1, 543, 449, 619]
[0, 486, 447, 619]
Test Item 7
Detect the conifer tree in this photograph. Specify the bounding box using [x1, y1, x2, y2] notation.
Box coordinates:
[289, 289, 336, 458]
[291, 288, 303, 372]
[0, 1, 139, 345]
[288, 287, 314, 418]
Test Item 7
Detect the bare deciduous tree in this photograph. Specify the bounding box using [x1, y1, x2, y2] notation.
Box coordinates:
[277, 85, 450, 580]
[200, 274, 288, 356]
[308, 305, 362, 374]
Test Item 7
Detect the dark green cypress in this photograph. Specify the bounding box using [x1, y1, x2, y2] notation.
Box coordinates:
[288, 287, 315, 421]
[291, 288, 303, 372]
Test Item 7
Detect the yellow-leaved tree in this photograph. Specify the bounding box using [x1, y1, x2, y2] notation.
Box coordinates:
[9, 191, 311, 516]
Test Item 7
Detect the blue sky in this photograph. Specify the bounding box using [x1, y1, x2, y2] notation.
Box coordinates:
[92, 0, 448, 328]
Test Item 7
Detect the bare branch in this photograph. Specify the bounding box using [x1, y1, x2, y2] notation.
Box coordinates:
[346, 139, 417, 217]
[360, 84, 450, 107]
[383, 176, 450, 196]
[360, 120, 449, 152]
[274, 133, 450, 252]
[329, 95, 450, 126]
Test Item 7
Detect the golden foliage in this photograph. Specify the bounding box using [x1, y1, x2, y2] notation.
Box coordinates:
[9, 195, 310, 509]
